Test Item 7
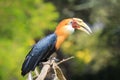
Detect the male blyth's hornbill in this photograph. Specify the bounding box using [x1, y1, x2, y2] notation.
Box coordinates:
[21, 18, 92, 76]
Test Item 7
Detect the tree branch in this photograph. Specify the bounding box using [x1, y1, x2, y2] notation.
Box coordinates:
[32, 56, 74, 80]
[57, 56, 74, 65]
[36, 64, 50, 80]
[53, 60, 66, 80]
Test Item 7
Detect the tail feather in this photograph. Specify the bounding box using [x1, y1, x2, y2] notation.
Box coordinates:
[21, 56, 38, 76]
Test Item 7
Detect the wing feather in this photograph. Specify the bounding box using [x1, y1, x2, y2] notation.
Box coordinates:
[21, 33, 57, 76]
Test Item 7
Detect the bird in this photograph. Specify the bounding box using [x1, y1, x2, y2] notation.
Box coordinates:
[21, 18, 92, 76]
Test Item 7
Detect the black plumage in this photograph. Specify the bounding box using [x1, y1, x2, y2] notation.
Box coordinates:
[21, 33, 57, 76]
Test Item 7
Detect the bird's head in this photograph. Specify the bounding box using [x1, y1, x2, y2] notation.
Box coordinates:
[55, 18, 92, 36]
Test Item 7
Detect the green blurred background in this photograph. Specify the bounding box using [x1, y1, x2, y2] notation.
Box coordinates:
[0, 0, 120, 80]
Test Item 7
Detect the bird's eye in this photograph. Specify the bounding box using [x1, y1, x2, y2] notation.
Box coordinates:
[65, 21, 72, 25]
[69, 21, 72, 24]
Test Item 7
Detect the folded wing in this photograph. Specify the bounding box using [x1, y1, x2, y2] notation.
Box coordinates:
[21, 33, 57, 76]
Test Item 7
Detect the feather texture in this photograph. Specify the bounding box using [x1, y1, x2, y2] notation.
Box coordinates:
[21, 33, 57, 76]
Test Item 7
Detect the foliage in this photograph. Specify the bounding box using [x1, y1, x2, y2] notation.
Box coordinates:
[0, 0, 58, 80]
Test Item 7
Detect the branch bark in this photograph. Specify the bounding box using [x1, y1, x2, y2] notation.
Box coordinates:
[53, 61, 66, 80]
[36, 64, 50, 80]
[30, 56, 74, 80]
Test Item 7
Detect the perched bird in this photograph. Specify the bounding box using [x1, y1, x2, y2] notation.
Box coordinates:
[21, 18, 92, 76]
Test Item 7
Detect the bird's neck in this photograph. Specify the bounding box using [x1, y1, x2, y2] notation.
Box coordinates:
[55, 34, 69, 50]
[55, 29, 71, 50]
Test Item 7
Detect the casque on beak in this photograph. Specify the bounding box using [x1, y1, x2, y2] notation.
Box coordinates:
[72, 18, 92, 35]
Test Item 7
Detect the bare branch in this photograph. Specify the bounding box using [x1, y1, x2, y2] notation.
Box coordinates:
[57, 56, 74, 65]
[28, 72, 33, 80]
[36, 64, 50, 80]
[34, 68, 39, 77]
[53, 61, 66, 80]
[30, 56, 74, 80]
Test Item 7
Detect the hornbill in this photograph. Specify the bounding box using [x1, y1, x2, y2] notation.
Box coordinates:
[21, 18, 92, 76]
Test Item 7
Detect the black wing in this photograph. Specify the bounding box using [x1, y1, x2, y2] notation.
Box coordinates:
[21, 33, 57, 76]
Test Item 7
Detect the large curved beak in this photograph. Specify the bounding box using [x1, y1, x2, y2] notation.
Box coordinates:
[73, 18, 92, 35]
[77, 21, 92, 35]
